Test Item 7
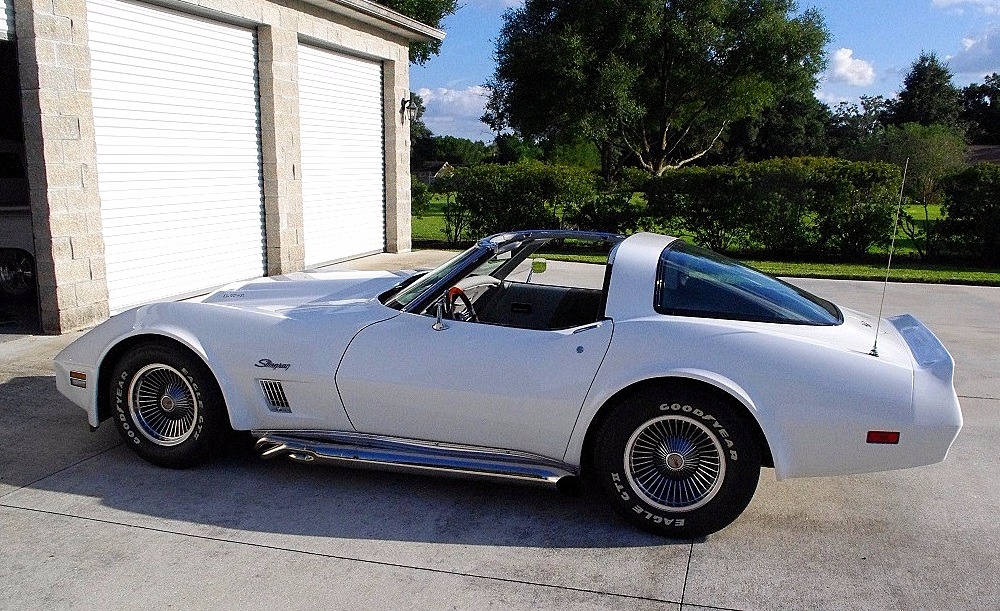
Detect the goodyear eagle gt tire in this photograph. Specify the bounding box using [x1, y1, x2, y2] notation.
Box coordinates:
[110, 343, 227, 468]
[592, 385, 760, 538]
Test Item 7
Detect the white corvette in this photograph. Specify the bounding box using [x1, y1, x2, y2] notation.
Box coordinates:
[54, 230, 962, 537]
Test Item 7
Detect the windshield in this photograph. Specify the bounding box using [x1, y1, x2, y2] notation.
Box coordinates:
[381, 246, 481, 310]
[655, 242, 842, 325]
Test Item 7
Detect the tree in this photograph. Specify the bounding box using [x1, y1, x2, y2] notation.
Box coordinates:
[492, 134, 543, 164]
[375, 0, 458, 64]
[426, 135, 490, 166]
[889, 52, 963, 129]
[483, 0, 828, 177]
[826, 95, 892, 159]
[961, 73, 1000, 144]
[874, 123, 967, 258]
[712, 91, 831, 163]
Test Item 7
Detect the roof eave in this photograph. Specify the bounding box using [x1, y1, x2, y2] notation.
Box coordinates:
[301, 0, 446, 44]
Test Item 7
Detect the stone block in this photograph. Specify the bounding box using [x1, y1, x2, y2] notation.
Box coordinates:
[74, 278, 110, 305]
[70, 17, 88, 46]
[52, 256, 92, 284]
[26, 0, 55, 14]
[28, 37, 57, 65]
[40, 113, 81, 140]
[54, 42, 90, 69]
[32, 13, 73, 43]
[42, 163, 83, 189]
[74, 66, 91, 91]
[69, 233, 104, 258]
[35, 65, 76, 91]
[38, 282, 77, 311]
[89, 256, 106, 281]
[52, 0, 86, 20]
[43, 210, 91, 238]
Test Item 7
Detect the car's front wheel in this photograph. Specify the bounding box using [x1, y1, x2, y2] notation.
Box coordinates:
[110, 342, 227, 468]
[591, 384, 761, 538]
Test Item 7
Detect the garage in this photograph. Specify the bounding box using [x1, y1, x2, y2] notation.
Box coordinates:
[299, 44, 386, 267]
[14, 0, 442, 333]
[87, 0, 266, 312]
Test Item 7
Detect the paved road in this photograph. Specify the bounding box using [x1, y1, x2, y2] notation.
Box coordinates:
[1, 259, 997, 610]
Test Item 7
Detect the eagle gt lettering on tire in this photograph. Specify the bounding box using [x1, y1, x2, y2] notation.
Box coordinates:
[110, 342, 227, 468]
[592, 384, 761, 538]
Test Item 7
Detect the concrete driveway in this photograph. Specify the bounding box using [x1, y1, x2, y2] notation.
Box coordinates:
[1, 258, 997, 610]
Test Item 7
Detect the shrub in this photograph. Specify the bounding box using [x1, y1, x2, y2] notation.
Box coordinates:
[438, 162, 599, 242]
[809, 159, 900, 258]
[410, 174, 432, 217]
[645, 157, 901, 258]
[564, 192, 644, 235]
[647, 165, 756, 252]
[939, 164, 1000, 265]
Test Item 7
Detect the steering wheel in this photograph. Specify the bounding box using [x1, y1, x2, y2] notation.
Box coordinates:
[445, 286, 479, 322]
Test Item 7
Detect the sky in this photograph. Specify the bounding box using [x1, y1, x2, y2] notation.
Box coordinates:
[409, 0, 1000, 142]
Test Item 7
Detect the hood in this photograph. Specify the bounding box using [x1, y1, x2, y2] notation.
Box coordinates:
[200, 270, 415, 312]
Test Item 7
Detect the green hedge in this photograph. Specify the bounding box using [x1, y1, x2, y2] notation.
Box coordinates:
[939, 164, 1000, 266]
[434, 162, 601, 242]
[646, 158, 901, 258]
[429, 157, 998, 265]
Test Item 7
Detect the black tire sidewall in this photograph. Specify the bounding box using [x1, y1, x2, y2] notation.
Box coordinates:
[110, 343, 225, 468]
[593, 385, 760, 538]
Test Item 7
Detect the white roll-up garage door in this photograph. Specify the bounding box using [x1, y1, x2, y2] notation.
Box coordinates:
[88, 0, 265, 312]
[299, 44, 385, 266]
[1, 0, 13, 41]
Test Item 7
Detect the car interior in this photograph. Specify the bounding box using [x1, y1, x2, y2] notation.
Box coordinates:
[435, 238, 614, 331]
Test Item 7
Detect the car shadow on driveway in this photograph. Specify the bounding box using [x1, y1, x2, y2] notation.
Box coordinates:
[2, 375, 680, 551]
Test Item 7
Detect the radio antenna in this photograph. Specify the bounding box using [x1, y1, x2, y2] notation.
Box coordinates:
[870, 158, 909, 357]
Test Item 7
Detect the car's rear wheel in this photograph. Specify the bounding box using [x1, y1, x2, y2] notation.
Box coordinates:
[591, 384, 760, 538]
[110, 342, 227, 468]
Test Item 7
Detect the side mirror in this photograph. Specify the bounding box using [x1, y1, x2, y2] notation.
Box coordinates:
[527, 258, 546, 283]
[432, 299, 449, 331]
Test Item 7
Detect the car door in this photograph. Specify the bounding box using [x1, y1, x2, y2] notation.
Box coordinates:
[335, 312, 613, 460]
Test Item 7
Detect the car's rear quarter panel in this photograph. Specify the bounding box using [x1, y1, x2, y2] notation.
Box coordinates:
[566, 232, 959, 479]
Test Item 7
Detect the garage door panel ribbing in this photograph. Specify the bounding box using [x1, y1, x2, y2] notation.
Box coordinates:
[299, 43, 386, 266]
[88, 0, 265, 312]
[1, 0, 12, 41]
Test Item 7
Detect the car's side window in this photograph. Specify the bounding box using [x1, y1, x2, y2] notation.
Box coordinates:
[441, 239, 614, 331]
[655, 242, 842, 325]
[471, 258, 607, 330]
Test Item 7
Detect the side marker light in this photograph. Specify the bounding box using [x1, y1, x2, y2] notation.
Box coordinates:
[69, 371, 87, 389]
[866, 430, 900, 444]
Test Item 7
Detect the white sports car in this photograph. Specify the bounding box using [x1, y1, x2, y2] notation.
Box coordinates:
[54, 230, 962, 537]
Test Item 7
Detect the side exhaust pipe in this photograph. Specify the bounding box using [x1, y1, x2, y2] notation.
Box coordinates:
[254, 430, 578, 490]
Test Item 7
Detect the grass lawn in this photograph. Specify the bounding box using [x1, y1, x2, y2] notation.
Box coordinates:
[410, 199, 1000, 286]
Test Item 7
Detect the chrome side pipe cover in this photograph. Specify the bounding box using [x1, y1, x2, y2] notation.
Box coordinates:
[253, 429, 579, 491]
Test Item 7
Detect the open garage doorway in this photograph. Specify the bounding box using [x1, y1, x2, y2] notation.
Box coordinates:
[0, 39, 39, 334]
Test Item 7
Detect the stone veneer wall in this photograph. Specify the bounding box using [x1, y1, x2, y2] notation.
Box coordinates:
[14, 0, 416, 332]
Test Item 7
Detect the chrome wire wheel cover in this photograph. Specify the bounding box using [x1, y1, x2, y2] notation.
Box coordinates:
[624, 415, 726, 512]
[0, 251, 33, 295]
[128, 364, 199, 447]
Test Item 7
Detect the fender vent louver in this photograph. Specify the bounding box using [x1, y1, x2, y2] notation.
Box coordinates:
[259, 380, 291, 412]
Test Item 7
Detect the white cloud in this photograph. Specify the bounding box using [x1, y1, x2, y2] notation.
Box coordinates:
[946, 25, 1000, 75]
[827, 48, 876, 86]
[814, 89, 849, 107]
[468, 0, 523, 9]
[932, 0, 1000, 14]
[417, 86, 495, 142]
